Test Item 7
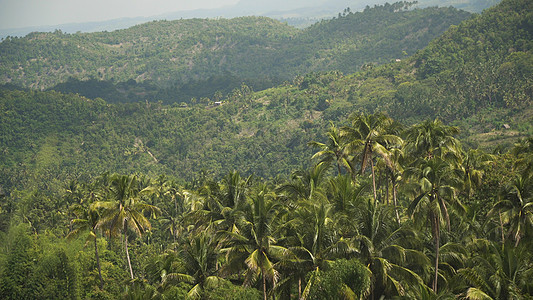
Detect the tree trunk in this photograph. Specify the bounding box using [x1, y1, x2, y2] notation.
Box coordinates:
[262, 268, 267, 300]
[499, 210, 505, 244]
[386, 178, 390, 205]
[335, 152, 343, 176]
[432, 213, 440, 293]
[124, 230, 134, 280]
[392, 182, 400, 225]
[370, 159, 378, 203]
[174, 194, 179, 220]
[298, 277, 302, 300]
[94, 236, 104, 289]
[433, 236, 439, 292]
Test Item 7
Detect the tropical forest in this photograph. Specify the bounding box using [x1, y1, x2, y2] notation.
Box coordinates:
[0, 0, 532, 299]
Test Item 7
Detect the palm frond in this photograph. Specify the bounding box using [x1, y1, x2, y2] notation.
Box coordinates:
[465, 287, 494, 300]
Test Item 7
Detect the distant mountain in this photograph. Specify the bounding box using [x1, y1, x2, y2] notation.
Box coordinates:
[0, 0, 500, 39]
[0, 4, 471, 103]
[0, 17, 150, 40]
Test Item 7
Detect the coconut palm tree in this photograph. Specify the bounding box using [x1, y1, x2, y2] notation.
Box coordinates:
[67, 203, 104, 289]
[403, 157, 464, 293]
[274, 245, 315, 299]
[458, 149, 494, 199]
[341, 112, 402, 202]
[458, 239, 533, 299]
[403, 118, 462, 165]
[291, 201, 345, 266]
[277, 181, 361, 299]
[94, 174, 160, 280]
[155, 229, 223, 299]
[512, 137, 533, 177]
[489, 174, 533, 246]
[148, 177, 185, 246]
[308, 122, 350, 175]
[402, 119, 465, 293]
[180, 230, 224, 299]
[327, 174, 367, 215]
[221, 170, 252, 209]
[220, 184, 287, 300]
[353, 199, 429, 298]
[380, 147, 404, 224]
[183, 171, 253, 240]
[277, 162, 330, 204]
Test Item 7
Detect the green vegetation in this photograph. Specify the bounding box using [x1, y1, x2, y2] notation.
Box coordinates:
[0, 0, 531, 194]
[0, 3, 470, 102]
[1, 113, 532, 299]
[0, 0, 532, 298]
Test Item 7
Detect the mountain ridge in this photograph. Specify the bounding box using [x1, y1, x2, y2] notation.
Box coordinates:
[0, 0, 501, 38]
[0, 4, 471, 102]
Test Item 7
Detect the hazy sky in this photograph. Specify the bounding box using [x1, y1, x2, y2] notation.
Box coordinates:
[0, 0, 240, 29]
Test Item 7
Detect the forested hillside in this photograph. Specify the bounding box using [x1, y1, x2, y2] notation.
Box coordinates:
[0, 0, 532, 299]
[1, 107, 532, 299]
[0, 3, 470, 102]
[0, 0, 531, 194]
[0, 86, 320, 193]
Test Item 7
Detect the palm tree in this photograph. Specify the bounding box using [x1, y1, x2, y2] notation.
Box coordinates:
[403, 118, 461, 164]
[327, 174, 367, 216]
[274, 245, 315, 299]
[154, 178, 188, 247]
[220, 184, 287, 300]
[458, 239, 533, 299]
[380, 147, 404, 224]
[402, 119, 465, 293]
[459, 149, 494, 199]
[160, 213, 182, 247]
[512, 137, 533, 177]
[277, 184, 361, 299]
[278, 162, 330, 204]
[64, 179, 84, 232]
[183, 171, 253, 239]
[67, 203, 104, 289]
[221, 170, 252, 209]
[180, 230, 223, 298]
[275, 163, 342, 298]
[353, 200, 429, 298]
[294, 202, 338, 266]
[341, 112, 402, 202]
[404, 157, 464, 293]
[94, 174, 160, 280]
[308, 122, 350, 175]
[154, 229, 223, 299]
[489, 174, 533, 246]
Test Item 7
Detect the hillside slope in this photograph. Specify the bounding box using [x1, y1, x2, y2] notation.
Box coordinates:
[0, 4, 470, 98]
[0, 0, 531, 194]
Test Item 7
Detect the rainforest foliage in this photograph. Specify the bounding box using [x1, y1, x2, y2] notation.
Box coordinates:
[1, 113, 532, 299]
[0, 0, 532, 299]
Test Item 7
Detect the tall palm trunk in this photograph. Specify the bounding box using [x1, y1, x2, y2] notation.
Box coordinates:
[431, 211, 440, 292]
[262, 268, 267, 300]
[386, 178, 390, 205]
[370, 159, 378, 202]
[94, 236, 104, 289]
[124, 225, 134, 280]
[298, 277, 302, 300]
[499, 210, 505, 244]
[392, 181, 400, 225]
[433, 235, 439, 293]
